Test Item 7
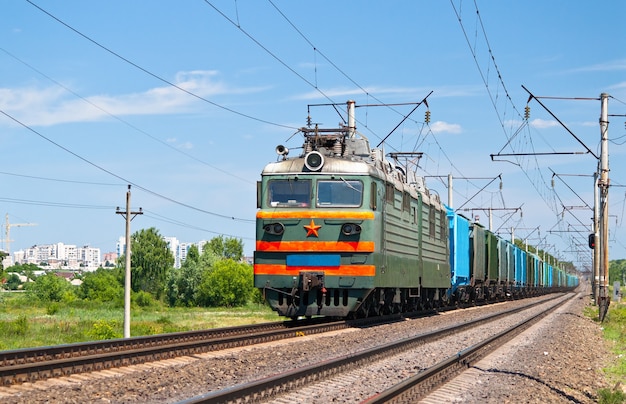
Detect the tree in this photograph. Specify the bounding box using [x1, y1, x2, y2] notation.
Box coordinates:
[609, 259, 626, 285]
[118, 227, 174, 299]
[205, 235, 244, 261]
[4, 273, 22, 290]
[166, 245, 203, 307]
[0, 251, 8, 275]
[196, 259, 253, 307]
[185, 244, 200, 264]
[29, 273, 71, 302]
[78, 267, 124, 305]
[6, 262, 39, 282]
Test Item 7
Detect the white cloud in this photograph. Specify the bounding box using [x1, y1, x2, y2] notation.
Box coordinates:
[580, 121, 597, 127]
[0, 70, 264, 127]
[530, 118, 559, 129]
[430, 120, 461, 134]
[568, 59, 626, 73]
[294, 84, 483, 101]
[609, 81, 626, 90]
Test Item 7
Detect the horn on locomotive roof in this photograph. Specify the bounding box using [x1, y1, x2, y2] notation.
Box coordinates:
[275, 145, 289, 156]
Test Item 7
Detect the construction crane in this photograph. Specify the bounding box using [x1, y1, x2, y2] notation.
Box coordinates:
[2, 213, 37, 258]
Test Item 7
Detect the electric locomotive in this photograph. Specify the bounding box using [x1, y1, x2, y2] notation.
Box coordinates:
[254, 101, 450, 318]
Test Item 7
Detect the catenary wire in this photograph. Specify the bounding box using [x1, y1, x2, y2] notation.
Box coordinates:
[0, 47, 254, 185]
[25, 0, 297, 131]
[0, 108, 254, 223]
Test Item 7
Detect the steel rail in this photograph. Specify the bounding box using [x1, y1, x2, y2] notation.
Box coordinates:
[0, 317, 356, 385]
[177, 294, 565, 404]
[362, 293, 575, 403]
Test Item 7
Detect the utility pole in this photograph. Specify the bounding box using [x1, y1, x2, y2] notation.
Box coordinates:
[598, 93, 610, 321]
[115, 185, 143, 338]
[593, 172, 599, 304]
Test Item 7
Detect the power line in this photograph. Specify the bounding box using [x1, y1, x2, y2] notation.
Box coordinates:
[449, 0, 588, 264]
[202, 0, 426, 148]
[265, 0, 419, 124]
[0, 46, 254, 185]
[0, 170, 121, 186]
[25, 0, 296, 131]
[143, 210, 254, 241]
[0, 108, 253, 223]
[0, 197, 113, 210]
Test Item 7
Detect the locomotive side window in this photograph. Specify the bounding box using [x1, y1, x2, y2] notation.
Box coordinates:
[268, 179, 311, 207]
[402, 192, 410, 211]
[385, 183, 394, 204]
[317, 179, 363, 207]
[429, 205, 436, 238]
[370, 182, 377, 210]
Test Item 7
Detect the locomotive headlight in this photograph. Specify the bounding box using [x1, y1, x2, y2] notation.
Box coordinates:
[341, 223, 361, 236]
[263, 222, 285, 235]
[304, 151, 324, 171]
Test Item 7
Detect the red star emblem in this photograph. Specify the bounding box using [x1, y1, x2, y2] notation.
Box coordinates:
[304, 219, 321, 237]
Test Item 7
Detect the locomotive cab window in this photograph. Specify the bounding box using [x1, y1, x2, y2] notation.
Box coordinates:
[267, 179, 311, 207]
[316, 179, 363, 207]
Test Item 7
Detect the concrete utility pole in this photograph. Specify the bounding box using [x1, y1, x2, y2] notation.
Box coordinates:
[598, 93, 610, 321]
[115, 185, 143, 338]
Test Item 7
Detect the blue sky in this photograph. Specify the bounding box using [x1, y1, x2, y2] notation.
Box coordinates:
[0, 1, 624, 272]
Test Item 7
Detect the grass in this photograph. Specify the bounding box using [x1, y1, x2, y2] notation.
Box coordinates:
[0, 292, 279, 350]
[585, 299, 626, 404]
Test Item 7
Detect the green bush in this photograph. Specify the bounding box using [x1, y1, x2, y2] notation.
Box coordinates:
[197, 260, 253, 307]
[78, 268, 123, 306]
[29, 273, 72, 302]
[133, 290, 156, 307]
[46, 302, 60, 315]
[89, 320, 121, 340]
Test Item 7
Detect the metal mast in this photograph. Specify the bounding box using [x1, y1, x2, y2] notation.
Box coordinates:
[598, 93, 610, 321]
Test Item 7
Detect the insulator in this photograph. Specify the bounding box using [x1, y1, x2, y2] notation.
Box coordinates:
[524, 105, 530, 120]
[425, 110, 431, 124]
[304, 142, 313, 153]
[333, 139, 342, 156]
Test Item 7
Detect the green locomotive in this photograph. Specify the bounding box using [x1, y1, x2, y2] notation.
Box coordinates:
[254, 101, 450, 318]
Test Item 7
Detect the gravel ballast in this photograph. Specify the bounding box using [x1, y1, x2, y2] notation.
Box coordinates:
[0, 291, 617, 403]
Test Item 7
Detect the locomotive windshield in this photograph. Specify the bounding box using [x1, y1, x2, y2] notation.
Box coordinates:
[268, 179, 311, 207]
[317, 179, 363, 207]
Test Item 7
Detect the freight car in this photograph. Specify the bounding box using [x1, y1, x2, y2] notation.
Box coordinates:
[254, 101, 578, 318]
[447, 208, 578, 305]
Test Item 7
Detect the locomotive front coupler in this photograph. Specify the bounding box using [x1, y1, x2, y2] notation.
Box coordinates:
[301, 272, 325, 292]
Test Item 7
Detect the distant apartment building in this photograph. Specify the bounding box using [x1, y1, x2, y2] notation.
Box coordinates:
[13, 243, 101, 270]
[102, 252, 118, 266]
[10, 235, 238, 272]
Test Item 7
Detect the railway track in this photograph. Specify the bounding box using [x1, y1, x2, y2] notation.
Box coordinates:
[176, 294, 570, 403]
[362, 294, 575, 403]
[0, 316, 396, 386]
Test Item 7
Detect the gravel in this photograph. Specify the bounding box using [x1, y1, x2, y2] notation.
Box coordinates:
[437, 291, 618, 403]
[0, 289, 617, 404]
